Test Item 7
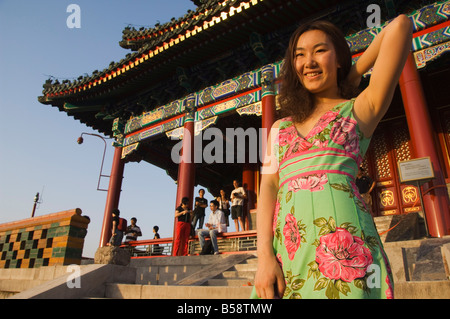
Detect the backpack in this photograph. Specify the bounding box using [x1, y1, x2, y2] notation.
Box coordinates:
[200, 240, 214, 255]
[117, 218, 127, 231]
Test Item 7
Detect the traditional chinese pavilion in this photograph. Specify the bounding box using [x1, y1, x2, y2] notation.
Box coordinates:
[39, 0, 450, 251]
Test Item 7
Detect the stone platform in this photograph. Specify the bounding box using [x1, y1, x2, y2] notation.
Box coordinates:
[2, 236, 450, 299]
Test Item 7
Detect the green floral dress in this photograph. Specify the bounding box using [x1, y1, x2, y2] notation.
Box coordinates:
[251, 99, 394, 299]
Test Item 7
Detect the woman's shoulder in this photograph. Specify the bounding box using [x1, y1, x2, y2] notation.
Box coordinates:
[334, 98, 355, 110]
[271, 117, 295, 132]
[332, 98, 357, 118]
[275, 116, 293, 125]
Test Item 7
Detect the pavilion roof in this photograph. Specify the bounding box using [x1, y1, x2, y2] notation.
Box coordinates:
[37, 0, 445, 137]
[38, 0, 348, 135]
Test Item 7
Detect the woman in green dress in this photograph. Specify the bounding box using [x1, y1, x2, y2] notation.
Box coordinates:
[253, 15, 412, 299]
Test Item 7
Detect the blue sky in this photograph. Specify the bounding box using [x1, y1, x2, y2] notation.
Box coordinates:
[0, 0, 227, 258]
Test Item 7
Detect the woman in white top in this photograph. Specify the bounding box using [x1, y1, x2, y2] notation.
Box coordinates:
[230, 180, 247, 231]
[217, 189, 230, 226]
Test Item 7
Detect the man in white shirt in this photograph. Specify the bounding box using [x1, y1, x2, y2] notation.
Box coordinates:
[198, 200, 227, 255]
[230, 179, 247, 231]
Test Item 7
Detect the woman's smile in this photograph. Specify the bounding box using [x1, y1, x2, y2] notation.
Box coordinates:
[304, 71, 322, 79]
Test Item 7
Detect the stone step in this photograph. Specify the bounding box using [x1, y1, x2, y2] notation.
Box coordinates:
[205, 278, 253, 286]
[9, 238, 449, 299]
[104, 280, 450, 299]
[241, 256, 258, 263]
[384, 237, 450, 283]
[374, 213, 427, 243]
[395, 280, 450, 299]
[175, 254, 255, 286]
[374, 216, 394, 242]
[219, 270, 256, 280]
[201, 257, 257, 286]
[232, 262, 258, 272]
[104, 283, 254, 299]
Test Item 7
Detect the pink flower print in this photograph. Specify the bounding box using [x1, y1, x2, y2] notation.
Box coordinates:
[349, 180, 359, 195]
[276, 253, 286, 286]
[284, 138, 311, 159]
[330, 117, 360, 153]
[311, 138, 328, 149]
[308, 110, 339, 138]
[344, 134, 359, 153]
[380, 245, 392, 275]
[283, 213, 301, 261]
[380, 243, 394, 298]
[278, 125, 297, 147]
[273, 200, 280, 233]
[356, 154, 363, 168]
[276, 253, 283, 268]
[385, 275, 394, 299]
[288, 173, 328, 192]
[350, 180, 365, 207]
[315, 228, 373, 282]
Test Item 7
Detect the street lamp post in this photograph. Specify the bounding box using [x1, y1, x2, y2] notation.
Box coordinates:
[77, 132, 110, 191]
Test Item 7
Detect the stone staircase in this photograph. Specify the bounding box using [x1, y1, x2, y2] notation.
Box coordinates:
[372, 213, 450, 298]
[383, 236, 450, 298]
[204, 261, 257, 287]
[373, 212, 427, 243]
[104, 254, 256, 299]
[102, 238, 450, 299]
[4, 212, 450, 299]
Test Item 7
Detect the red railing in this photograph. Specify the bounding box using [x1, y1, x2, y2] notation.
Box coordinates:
[121, 237, 174, 258]
[121, 230, 257, 258]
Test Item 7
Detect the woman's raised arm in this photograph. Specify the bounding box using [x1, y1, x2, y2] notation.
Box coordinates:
[353, 14, 413, 137]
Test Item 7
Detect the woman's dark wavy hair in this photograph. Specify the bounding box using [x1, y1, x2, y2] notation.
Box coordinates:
[278, 20, 359, 123]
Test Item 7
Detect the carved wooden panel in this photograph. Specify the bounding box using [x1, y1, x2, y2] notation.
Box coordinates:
[369, 120, 422, 216]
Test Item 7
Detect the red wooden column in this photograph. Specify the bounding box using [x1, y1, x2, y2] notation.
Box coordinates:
[99, 146, 125, 247]
[249, 64, 277, 230]
[172, 105, 196, 255]
[261, 65, 276, 150]
[399, 52, 450, 237]
[242, 163, 257, 230]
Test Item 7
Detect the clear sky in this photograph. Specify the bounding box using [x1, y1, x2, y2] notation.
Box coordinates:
[0, 0, 228, 258]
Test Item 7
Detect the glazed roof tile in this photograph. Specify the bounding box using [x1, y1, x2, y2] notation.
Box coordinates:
[120, 0, 245, 51]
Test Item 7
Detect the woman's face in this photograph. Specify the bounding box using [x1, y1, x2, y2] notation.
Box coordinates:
[294, 29, 340, 96]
